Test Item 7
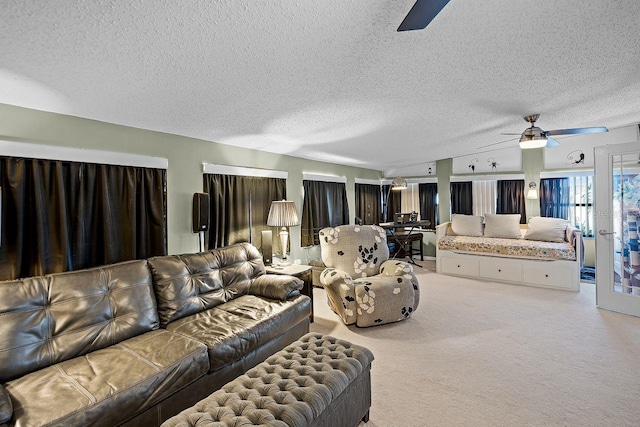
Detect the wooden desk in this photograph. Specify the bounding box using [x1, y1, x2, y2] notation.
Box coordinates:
[379, 220, 431, 266]
[265, 264, 314, 322]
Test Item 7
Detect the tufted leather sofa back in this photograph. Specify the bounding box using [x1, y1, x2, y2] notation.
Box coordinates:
[0, 260, 158, 382]
[148, 242, 266, 327]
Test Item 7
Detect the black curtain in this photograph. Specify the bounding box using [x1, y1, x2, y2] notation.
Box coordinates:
[496, 179, 527, 224]
[382, 184, 402, 223]
[301, 180, 349, 246]
[450, 181, 473, 215]
[419, 182, 438, 227]
[355, 183, 382, 225]
[204, 174, 286, 249]
[0, 157, 167, 280]
[540, 178, 570, 219]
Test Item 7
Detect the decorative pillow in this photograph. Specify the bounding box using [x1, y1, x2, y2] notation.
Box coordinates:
[250, 274, 303, 301]
[524, 216, 569, 242]
[483, 214, 522, 239]
[450, 214, 484, 237]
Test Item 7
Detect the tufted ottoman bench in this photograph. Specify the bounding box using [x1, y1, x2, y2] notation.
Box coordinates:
[161, 333, 374, 427]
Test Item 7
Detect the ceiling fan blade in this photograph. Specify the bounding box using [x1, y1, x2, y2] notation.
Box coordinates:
[397, 0, 451, 32]
[545, 137, 560, 148]
[545, 126, 608, 136]
[476, 136, 520, 149]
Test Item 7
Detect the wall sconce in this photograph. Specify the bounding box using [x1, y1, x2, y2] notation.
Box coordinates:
[526, 182, 538, 200]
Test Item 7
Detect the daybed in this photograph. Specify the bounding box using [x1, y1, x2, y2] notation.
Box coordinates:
[436, 214, 583, 291]
[0, 242, 311, 427]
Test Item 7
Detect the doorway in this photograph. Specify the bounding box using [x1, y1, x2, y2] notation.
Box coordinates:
[594, 141, 640, 316]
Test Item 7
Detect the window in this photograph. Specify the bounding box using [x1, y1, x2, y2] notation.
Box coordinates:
[568, 175, 594, 237]
[204, 172, 286, 249]
[471, 180, 497, 216]
[450, 181, 473, 215]
[496, 180, 527, 224]
[451, 175, 526, 221]
[355, 183, 382, 225]
[385, 179, 438, 225]
[400, 183, 421, 213]
[301, 178, 349, 246]
[418, 182, 438, 226]
[0, 156, 167, 280]
[540, 173, 595, 237]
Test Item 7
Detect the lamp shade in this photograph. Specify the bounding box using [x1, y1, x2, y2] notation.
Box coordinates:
[267, 200, 300, 227]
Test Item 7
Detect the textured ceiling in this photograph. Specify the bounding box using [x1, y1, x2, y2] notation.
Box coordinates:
[1, 0, 639, 175]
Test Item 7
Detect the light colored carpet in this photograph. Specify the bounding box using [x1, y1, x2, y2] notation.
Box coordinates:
[309, 260, 640, 427]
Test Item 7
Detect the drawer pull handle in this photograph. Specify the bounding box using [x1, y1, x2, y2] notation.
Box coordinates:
[498, 269, 501, 272]
[457, 265, 461, 268]
[545, 274, 549, 278]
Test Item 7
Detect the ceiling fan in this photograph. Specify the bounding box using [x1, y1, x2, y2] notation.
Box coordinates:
[398, 0, 451, 32]
[482, 114, 609, 150]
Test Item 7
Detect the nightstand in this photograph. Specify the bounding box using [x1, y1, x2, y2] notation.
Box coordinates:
[265, 264, 314, 322]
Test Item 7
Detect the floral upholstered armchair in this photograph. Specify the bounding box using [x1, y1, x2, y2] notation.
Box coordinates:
[319, 225, 420, 327]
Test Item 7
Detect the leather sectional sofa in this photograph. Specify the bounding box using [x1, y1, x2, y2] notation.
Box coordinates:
[0, 243, 311, 427]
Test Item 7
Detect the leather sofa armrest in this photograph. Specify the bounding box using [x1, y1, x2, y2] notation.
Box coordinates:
[0, 384, 12, 424]
[250, 274, 303, 301]
[320, 268, 358, 325]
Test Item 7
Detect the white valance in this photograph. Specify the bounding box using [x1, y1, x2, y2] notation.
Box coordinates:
[302, 173, 346, 183]
[203, 163, 288, 179]
[0, 140, 168, 169]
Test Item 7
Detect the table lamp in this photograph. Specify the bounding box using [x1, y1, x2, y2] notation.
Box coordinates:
[267, 200, 300, 266]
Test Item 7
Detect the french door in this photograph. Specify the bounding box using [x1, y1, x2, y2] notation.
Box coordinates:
[594, 141, 640, 316]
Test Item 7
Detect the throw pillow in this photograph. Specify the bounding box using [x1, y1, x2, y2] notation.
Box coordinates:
[450, 214, 484, 237]
[483, 214, 522, 239]
[524, 216, 569, 242]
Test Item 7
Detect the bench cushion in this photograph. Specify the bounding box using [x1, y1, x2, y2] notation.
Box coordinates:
[4, 330, 209, 427]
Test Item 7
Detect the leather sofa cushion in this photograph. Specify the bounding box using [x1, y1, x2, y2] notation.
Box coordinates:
[166, 294, 311, 372]
[0, 260, 159, 383]
[0, 385, 12, 424]
[4, 330, 208, 427]
[148, 243, 266, 327]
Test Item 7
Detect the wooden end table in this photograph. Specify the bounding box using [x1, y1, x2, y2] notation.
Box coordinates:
[265, 264, 314, 322]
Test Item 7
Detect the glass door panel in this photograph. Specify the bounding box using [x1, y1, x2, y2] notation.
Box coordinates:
[612, 153, 640, 294]
[595, 141, 640, 317]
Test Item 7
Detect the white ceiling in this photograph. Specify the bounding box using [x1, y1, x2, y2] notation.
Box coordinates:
[2, 1, 639, 176]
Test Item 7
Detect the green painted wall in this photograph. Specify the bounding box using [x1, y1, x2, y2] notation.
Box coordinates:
[521, 148, 544, 220]
[0, 103, 381, 260]
[436, 158, 452, 224]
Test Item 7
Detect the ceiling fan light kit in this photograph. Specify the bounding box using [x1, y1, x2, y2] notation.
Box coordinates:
[391, 177, 408, 190]
[516, 114, 608, 150]
[519, 135, 548, 149]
